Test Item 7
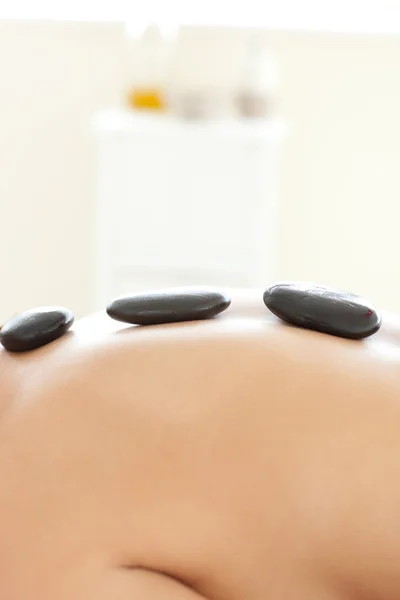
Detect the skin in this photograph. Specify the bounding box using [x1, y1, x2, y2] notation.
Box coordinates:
[1, 289, 400, 600]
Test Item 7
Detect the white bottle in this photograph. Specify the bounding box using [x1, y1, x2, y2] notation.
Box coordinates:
[236, 32, 279, 118]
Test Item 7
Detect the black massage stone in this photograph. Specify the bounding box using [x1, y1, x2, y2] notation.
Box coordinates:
[263, 282, 381, 340]
[106, 289, 231, 326]
[0, 307, 74, 352]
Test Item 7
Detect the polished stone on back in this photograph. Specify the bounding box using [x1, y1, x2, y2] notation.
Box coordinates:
[0, 307, 74, 352]
[106, 289, 231, 326]
[263, 282, 381, 340]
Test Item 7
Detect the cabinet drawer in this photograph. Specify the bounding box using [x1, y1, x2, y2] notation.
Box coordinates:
[101, 136, 273, 270]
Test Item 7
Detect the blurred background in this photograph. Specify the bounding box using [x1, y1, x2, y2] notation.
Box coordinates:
[1, 0, 400, 320]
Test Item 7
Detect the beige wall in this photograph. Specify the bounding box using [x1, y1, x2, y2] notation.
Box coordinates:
[0, 21, 399, 321]
[0, 21, 125, 321]
[276, 32, 400, 308]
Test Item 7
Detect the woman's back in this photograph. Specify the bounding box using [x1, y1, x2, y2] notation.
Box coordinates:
[1, 290, 400, 600]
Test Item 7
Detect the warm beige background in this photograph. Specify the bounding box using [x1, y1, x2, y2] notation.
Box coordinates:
[0, 21, 399, 320]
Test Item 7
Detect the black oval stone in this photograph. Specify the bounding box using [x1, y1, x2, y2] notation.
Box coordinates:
[106, 289, 231, 326]
[0, 307, 74, 352]
[263, 282, 381, 340]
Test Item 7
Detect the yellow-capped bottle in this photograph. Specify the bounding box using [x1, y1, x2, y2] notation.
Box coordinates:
[125, 21, 176, 112]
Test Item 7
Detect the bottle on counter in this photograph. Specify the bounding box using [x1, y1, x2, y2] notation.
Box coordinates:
[125, 20, 177, 112]
[167, 32, 232, 120]
[235, 32, 279, 118]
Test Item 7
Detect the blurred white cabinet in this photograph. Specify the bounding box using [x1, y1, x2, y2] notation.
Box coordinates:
[93, 110, 286, 308]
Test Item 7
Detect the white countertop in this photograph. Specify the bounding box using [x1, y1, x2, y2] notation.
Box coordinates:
[93, 109, 287, 140]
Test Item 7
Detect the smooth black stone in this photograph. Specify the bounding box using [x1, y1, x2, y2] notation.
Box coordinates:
[106, 289, 231, 325]
[263, 282, 381, 340]
[0, 307, 74, 352]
